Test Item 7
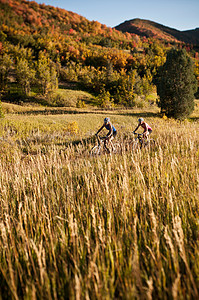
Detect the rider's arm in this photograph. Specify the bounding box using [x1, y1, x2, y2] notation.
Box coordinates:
[133, 124, 140, 133]
[96, 124, 105, 135]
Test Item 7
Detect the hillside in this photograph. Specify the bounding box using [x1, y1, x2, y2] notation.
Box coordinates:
[115, 18, 199, 45]
[0, 0, 132, 47]
[0, 0, 198, 108]
[0, 0, 198, 50]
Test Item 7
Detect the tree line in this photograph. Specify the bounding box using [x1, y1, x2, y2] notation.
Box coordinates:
[0, 0, 198, 119]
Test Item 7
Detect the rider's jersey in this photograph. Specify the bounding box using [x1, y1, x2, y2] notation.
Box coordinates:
[105, 123, 117, 133]
[140, 122, 152, 132]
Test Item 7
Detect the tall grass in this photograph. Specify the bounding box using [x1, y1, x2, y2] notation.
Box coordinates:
[0, 114, 199, 299]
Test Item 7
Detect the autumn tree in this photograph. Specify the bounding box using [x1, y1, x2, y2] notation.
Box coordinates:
[0, 53, 12, 91]
[36, 52, 58, 95]
[114, 69, 136, 106]
[155, 48, 197, 119]
[16, 58, 35, 96]
[97, 89, 114, 108]
[0, 99, 3, 118]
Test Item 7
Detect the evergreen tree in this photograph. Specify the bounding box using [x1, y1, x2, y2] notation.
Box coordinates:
[155, 48, 197, 119]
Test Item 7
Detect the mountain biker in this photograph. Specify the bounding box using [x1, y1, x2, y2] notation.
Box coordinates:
[95, 117, 117, 153]
[133, 118, 152, 139]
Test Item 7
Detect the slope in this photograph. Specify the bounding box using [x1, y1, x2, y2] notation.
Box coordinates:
[115, 18, 199, 45]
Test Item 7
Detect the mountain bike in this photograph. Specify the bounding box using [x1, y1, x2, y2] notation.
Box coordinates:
[90, 135, 121, 156]
[130, 132, 156, 151]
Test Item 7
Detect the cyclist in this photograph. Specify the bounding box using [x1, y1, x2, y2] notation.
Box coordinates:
[96, 117, 117, 153]
[133, 118, 152, 140]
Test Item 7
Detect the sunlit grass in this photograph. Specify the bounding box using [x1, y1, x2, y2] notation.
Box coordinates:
[0, 106, 198, 299]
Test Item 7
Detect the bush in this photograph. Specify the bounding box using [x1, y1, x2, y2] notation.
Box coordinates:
[97, 90, 114, 109]
[76, 100, 85, 108]
[66, 121, 79, 134]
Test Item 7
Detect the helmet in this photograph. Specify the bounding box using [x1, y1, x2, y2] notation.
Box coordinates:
[138, 118, 144, 123]
[104, 117, 110, 123]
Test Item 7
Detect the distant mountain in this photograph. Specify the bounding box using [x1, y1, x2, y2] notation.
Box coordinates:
[114, 19, 199, 45]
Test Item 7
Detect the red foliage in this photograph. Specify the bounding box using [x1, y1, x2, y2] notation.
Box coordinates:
[0, 42, 3, 54]
[69, 28, 74, 35]
[132, 41, 137, 48]
[142, 36, 148, 43]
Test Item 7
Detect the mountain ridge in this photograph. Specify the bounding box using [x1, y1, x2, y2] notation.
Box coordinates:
[1, 0, 198, 46]
[114, 18, 199, 45]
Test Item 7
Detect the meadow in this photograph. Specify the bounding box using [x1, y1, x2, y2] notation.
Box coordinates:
[0, 103, 199, 299]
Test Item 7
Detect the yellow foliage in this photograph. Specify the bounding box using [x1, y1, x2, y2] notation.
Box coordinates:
[66, 121, 79, 134]
[162, 114, 167, 120]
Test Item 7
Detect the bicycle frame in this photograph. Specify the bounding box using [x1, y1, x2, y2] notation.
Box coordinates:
[134, 133, 143, 140]
[91, 135, 120, 155]
[132, 132, 155, 150]
[90, 135, 107, 156]
[133, 133, 143, 145]
[96, 135, 106, 146]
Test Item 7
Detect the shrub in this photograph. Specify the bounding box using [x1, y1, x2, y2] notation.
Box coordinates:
[66, 121, 79, 134]
[76, 100, 85, 108]
[97, 90, 114, 108]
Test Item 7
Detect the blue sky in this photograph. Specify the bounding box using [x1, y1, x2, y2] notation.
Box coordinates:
[33, 0, 199, 31]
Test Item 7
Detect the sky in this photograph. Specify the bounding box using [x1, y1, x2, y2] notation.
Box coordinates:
[33, 0, 199, 31]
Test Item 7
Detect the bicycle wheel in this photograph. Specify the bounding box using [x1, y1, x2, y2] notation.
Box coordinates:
[132, 140, 141, 151]
[90, 145, 101, 156]
[111, 142, 122, 154]
[144, 138, 155, 149]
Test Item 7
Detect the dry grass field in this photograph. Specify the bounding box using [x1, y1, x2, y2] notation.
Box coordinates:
[0, 102, 199, 299]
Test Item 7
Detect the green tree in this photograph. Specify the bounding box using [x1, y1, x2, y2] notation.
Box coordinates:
[97, 89, 114, 109]
[36, 52, 58, 95]
[16, 58, 35, 96]
[0, 99, 3, 118]
[114, 69, 136, 106]
[0, 53, 12, 91]
[155, 48, 197, 119]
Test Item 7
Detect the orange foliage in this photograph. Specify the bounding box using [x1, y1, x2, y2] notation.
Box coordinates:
[0, 42, 3, 53]
[69, 28, 75, 35]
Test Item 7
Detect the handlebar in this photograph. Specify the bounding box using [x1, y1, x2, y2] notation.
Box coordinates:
[95, 134, 107, 143]
[133, 132, 143, 138]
